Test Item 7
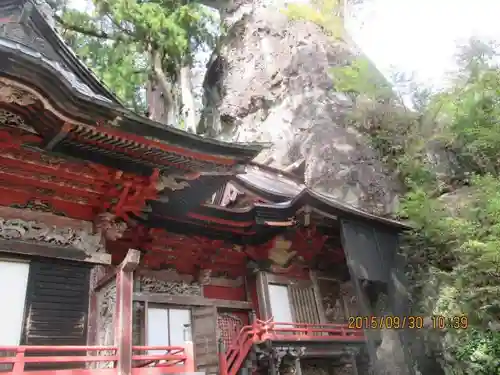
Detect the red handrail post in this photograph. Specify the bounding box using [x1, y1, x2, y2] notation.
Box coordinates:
[12, 347, 25, 375]
[115, 249, 141, 375]
[184, 341, 195, 372]
[218, 339, 228, 375]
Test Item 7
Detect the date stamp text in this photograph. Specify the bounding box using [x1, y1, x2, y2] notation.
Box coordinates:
[348, 315, 468, 330]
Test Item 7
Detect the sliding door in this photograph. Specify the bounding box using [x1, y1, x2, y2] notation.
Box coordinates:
[268, 284, 294, 322]
[146, 306, 192, 353]
[0, 260, 29, 345]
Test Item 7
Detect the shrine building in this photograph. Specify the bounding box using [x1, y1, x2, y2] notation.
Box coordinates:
[0, 1, 413, 375]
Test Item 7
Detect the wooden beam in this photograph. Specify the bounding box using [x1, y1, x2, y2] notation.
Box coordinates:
[0, 239, 111, 264]
[93, 266, 118, 292]
[115, 249, 141, 375]
[133, 292, 253, 310]
[119, 248, 141, 272]
[44, 123, 71, 150]
[256, 272, 271, 319]
[266, 273, 312, 287]
[315, 270, 342, 281]
[310, 270, 327, 324]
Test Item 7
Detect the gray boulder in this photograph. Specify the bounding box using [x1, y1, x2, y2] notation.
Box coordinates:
[200, 0, 401, 215]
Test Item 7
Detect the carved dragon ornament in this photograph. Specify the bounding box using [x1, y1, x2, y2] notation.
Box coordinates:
[155, 172, 200, 192]
[0, 218, 105, 253]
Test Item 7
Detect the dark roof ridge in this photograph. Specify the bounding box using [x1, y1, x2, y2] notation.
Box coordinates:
[234, 164, 411, 230]
[28, 0, 122, 103]
[0, 0, 268, 156]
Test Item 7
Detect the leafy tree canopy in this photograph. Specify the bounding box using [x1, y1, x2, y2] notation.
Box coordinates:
[341, 39, 500, 375]
[53, 0, 216, 114]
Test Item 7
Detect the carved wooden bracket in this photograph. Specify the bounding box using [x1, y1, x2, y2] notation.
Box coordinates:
[96, 168, 161, 226]
[95, 212, 128, 242]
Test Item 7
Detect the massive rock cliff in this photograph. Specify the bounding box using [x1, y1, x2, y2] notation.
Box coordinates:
[199, 0, 401, 215]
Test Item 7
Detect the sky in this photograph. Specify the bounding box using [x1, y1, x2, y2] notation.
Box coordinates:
[69, 0, 500, 88]
[347, 0, 500, 88]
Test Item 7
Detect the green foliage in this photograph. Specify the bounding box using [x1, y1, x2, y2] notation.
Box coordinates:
[61, 23, 148, 111]
[454, 328, 500, 374]
[55, 0, 217, 113]
[282, 0, 344, 39]
[330, 58, 393, 98]
[332, 38, 500, 374]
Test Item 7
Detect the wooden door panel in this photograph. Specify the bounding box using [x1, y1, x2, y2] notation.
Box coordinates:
[289, 284, 320, 324]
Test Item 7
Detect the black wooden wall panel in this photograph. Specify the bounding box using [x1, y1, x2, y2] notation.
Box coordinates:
[21, 259, 91, 370]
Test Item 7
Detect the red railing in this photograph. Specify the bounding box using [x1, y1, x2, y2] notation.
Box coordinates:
[266, 321, 365, 341]
[0, 345, 194, 375]
[220, 319, 365, 375]
[220, 326, 256, 375]
[0, 322, 362, 375]
[132, 345, 193, 369]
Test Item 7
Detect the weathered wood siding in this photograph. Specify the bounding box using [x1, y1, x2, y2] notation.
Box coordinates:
[289, 283, 320, 324]
[192, 305, 218, 375]
[22, 259, 90, 370]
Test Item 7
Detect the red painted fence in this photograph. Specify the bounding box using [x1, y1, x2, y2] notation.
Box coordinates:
[0, 320, 363, 375]
[0, 345, 194, 375]
[220, 319, 365, 375]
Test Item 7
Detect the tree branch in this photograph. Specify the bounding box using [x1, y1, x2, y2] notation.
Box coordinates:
[54, 14, 130, 42]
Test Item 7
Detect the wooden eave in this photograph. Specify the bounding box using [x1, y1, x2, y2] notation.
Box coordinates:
[233, 165, 411, 231]
[0, 0, 265, 171]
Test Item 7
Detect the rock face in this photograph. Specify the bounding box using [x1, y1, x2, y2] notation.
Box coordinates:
[199, 0, 401, 214]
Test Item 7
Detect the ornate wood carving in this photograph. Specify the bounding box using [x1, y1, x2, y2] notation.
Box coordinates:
[94, 280, 116, 369]
[132, 301, 144, 345]
[277, 352, 299, 375]
[317, 279, 346, 323]
[156, 172, 200, 192]
[198, 269, 212, 285]
[138, 275, 202, 296]
[268, 235, 296, 267]
[0, 81, 37, 106]
[0, 218, 105, 253]
[10, 199, 66, 216]
[340, 282, 359, 317]
[95, 212, 128, 241]
[90, 265, 112, 291]
[0, 109, 38, 134]
[301, 360, 356, 375]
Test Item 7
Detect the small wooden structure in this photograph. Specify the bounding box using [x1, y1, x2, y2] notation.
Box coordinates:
[0, 1, 410, 375]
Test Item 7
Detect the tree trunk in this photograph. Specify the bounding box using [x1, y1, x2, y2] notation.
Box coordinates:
[149, 49, 176, 126]
[180, 62, 197, 133]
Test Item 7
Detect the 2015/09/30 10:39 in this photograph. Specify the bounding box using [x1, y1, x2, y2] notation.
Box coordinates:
[348, 315, 469, 330]
[431, 315, 468, 330]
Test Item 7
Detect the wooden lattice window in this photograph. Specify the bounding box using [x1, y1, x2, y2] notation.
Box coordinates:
[217, 313, 243, 350]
